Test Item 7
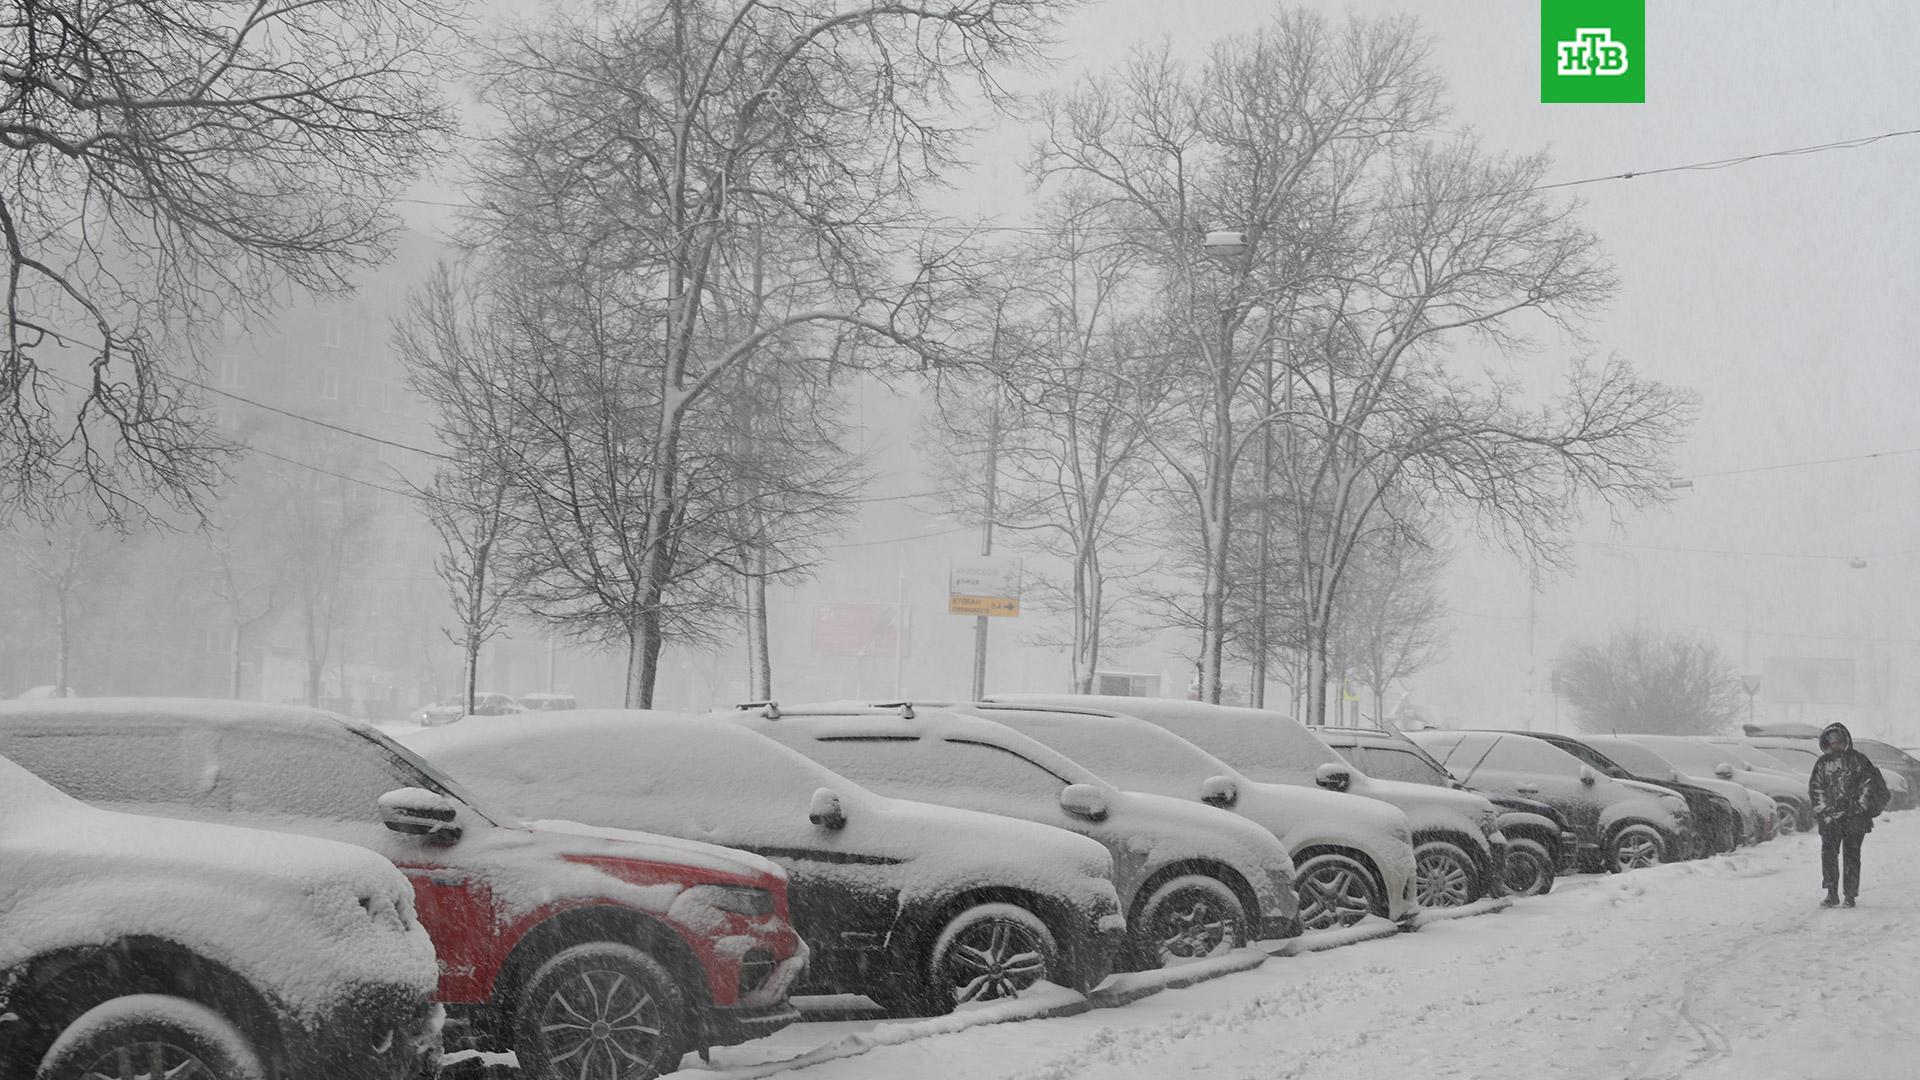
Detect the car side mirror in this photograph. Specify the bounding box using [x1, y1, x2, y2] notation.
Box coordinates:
[1200, 775, 1238, 808]
[379, 787, 463, 845]
[1578, 765, 1597, 787]
[809, 788, 848, 831]
[1516, 782, 1540, 797]
[1314, 762, 1351, 793]
[1060, 783, 1110, 822]
[1714, 763, 1735, 780]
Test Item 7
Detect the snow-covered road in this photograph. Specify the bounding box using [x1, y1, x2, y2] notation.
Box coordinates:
[674, 814, 1920, 1080]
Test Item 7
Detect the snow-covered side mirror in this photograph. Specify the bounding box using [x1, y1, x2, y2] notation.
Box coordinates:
[1516, 783, 1540, 797]
[1578, 765, 1597, 787]
[1314, 763, 1351, 793]
[1714, 763, 1735, 780]
[1060, 784, 1110, 822]
[380, 787, 463, 845]
[1669, 769, 1683, 783]
[1200, 775, 1239, 808]
[809, 788, 848, 831]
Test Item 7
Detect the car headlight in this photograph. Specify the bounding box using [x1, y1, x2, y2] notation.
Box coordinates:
[357, 892, 412, 934]
[683, 884, 775, 917]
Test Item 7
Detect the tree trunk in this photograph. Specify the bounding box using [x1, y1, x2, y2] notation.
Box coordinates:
[229, 621, 244, 698]
[55, 591, 70, 697]
[462, 635, 481, 716]
[749, 548, 771, 700]
[1304, 618, 1330, 726]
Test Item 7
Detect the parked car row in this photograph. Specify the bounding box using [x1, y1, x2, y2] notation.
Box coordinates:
[409, 691, 579, 726]
[5, 694, 1900, 1080]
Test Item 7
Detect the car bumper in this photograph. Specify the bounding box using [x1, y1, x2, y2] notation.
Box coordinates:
[286, 987, 442, 1080]
[700, 1000, 803, 1048]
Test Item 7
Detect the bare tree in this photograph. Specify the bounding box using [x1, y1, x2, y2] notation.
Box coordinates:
[2, 510, 113, 694]
[1031, 10, 1445, 704]
[0, 0, 459, 515]
[423, 467, 515, 717]
[201, 500, 285, 698]
[272, 465, 372, 707]
[1329, 523, 1449, 723]
[457, 0, 1057, 706]
[1558, 626, 1744, 735]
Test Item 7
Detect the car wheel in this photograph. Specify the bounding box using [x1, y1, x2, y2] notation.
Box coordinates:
[1413, 842, 1478, 908]
[513, 942, 684, 1080]
[1499, 838, 1554, 897]
[1132, 875, 1249, 968]
[1293, 853, 1382, 931]
[36, 994, 265, 1080]
[888, 902, 1059, 1016]
[1610, 824, 1667, 872]
[1772, 801, 1800, 836]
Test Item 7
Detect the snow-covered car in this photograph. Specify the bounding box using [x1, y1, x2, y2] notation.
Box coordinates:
[1525, 733, 1752, 852]
[931, 701, 1418, 929]
[1616, 735, 1813, 833]
[0, 699, 806, 1080]
[994, 696, 1507, 910]
[403, 709, 1125, 1015]
[409, 691, 523, 727]
[1318, 726, 1575, 897]
[1408, 731, 1696, 872]
[726, 703, 1300, 970]
[0, 752, 442, 1080]
[515, 692, 578, 712]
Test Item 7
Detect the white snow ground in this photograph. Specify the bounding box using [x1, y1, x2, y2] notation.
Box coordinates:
[666, 814, 1920, 1080]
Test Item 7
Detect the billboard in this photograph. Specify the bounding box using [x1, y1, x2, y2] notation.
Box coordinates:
[1762, 657, 1856, 705]
[813, 603, 909, 658]
[949, 555, 1022, 617]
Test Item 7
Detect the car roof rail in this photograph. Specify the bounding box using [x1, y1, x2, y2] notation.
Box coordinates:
[735, 700, 780, 719]
[870, 701, 917, 719]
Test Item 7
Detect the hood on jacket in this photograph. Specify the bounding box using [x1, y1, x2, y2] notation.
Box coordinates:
[1820, 722, 1853, 750]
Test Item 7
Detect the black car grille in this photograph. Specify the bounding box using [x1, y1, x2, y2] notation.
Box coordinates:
[738, 948, 776, 997]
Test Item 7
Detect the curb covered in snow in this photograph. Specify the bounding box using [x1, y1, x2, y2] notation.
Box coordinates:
[1405, 895, 1513, 929]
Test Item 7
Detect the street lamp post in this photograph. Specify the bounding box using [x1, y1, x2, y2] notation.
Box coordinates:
[1202, 230, 1263, 706]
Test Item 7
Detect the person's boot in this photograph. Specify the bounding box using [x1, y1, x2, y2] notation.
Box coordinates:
[1843, 896, 1857, 908]
[1822, 889, 1840, 907]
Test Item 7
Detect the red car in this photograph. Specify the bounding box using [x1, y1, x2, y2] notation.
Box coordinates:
[0, 699, 806, 1080]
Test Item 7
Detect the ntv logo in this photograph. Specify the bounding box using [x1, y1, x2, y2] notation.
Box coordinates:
[1556, 28, 1629, 77]
[1541, 1, 1643, 103]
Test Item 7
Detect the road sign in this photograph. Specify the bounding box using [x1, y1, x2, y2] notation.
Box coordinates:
[949, 556, 1021, 618]
[813, 603, 908, 658]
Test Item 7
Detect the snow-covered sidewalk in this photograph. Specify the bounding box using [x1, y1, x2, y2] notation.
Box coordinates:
[670, 813, 1920, 1080]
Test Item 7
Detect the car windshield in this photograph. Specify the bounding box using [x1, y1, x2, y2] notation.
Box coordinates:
[987, 713, 1229, 795]
[1581, 738, 1676, 778]
[350, 726, 521, 827]
[1627, 739, 1738, 776]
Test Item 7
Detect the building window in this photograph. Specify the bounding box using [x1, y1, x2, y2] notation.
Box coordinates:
[319, 315, 344, 349]
[319, 368, 340, 401]
[215, 353, 242, 388]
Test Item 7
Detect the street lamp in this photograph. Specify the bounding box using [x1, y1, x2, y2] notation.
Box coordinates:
[1202, 228, 1264, 707]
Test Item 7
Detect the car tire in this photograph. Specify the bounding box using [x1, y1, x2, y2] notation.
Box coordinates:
[36, 994, 265, 1080]
[512, 942, 685, 1080]
[1609, 823, 1668, 872]
[1293, 852, 1383, 931]
[885, 902, 1059, 1017]
[1132, 874, 1249, 968]
[1499, 838, 1555, 897]
[1772, 800, 1800, 837]
[1413, 841, 1479, 908]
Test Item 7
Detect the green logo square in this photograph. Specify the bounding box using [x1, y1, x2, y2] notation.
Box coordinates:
[1542, 0, 1644, 103]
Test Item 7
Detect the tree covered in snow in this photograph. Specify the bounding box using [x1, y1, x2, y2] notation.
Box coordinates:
[1557, 625, 1744, 735]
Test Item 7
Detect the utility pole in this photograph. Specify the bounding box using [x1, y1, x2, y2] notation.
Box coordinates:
[1251, 325, 1275, 708]
[971, 400, 1001, 701]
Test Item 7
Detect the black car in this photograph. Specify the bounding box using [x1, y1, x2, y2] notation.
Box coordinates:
[1318, 726, 1575, 896]
[1515, 732, 1744, 856]
[405, 710, 1127, 1016]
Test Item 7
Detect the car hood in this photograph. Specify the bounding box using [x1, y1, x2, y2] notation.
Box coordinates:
[1699, 768, 1803, 799]
[1229, 779, 1413, 858]
[1350, 774, 1497, 840]
[3, 792, 439, 1020]
[518, 818, 786, 884]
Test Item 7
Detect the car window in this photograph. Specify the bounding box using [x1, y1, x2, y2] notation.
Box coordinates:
[1539, 737, 1624, 776]
[0, 727, 204, 808]
[1342, 744, 1447, 786]
[1583, 738, 1675, 778]
[1480, 734, 1582, 776]
[1005, 717, 1218, 794]
[803, 735, 1066, 805]
[1147, 711, 1342, 784]
[213, 728, 427, 822]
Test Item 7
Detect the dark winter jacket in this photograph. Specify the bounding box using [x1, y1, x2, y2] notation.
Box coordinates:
[1808, 722, 1890, 835]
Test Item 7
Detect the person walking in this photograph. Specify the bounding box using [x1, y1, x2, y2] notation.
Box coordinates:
[1808, 721, 1890, 908]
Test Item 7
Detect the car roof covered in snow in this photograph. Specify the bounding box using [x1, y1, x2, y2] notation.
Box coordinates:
[724, 701, 1107, 788]
[0, 697, 378, 735]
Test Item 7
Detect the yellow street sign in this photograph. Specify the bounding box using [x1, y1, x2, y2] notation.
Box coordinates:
[949, 595, 1020, 617]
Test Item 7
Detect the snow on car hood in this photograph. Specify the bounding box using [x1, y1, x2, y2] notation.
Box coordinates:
[0, 757, 437, 1021]
[1347, 774, 1498, 846]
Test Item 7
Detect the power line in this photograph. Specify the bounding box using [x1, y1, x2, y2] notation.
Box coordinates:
[174, 374, 455, 462]
[395, 124, 1920, 234]
[1682, 445, 1920, 481]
